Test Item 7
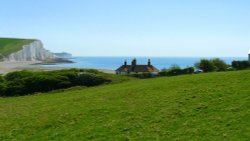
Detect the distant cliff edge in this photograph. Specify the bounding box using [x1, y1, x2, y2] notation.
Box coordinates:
[54, 52, 72, 59]
[0, 38, 57, 62]
[4, 40, 55, 62]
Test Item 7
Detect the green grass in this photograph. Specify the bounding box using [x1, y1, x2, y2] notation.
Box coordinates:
[0, 71, 250, 140]
[0, 38, 35, 58]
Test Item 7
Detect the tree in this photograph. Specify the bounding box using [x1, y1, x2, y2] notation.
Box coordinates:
[211, 58, 228, 71]
[195, 59, 216, 72]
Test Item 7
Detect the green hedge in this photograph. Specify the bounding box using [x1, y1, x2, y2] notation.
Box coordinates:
[232, 60, 250, 70]
[131, 72, 154, 79]
[0, 69, 111, 97]
[159, 67, 194, 76]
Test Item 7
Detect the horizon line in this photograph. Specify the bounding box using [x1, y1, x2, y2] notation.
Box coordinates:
[71, 56, 248, 58]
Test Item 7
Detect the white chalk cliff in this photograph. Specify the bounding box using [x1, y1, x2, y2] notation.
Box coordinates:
[4, 40, 55, 62]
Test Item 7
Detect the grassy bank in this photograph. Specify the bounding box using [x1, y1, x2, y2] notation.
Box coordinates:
[0, 38, 35, 58]
[0, 70, 249, 140]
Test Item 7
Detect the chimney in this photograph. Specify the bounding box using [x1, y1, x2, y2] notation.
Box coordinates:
[124, 60, 127, 66]
[131, 58, 137, 71]
[132, 58, 137, 67]
[148, 59, 151, 66]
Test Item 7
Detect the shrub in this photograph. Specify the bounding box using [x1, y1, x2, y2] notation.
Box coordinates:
[0, 82, 7, 96]
[0, 75, 4, 82]
[167, 68, 182, 76]
[131, 72, 153, 79]
[211, 58, 228, 71]
[232, 60, 250, 70]
[158, 71, 167, 76]
[4, 70, 33, 81]
[195, 58, 229, 72]
[76, 74, 110, 86]
[195, 59, 216, 72]
[183, 67, 195, 74]
[1, 69, 111, 97]
[23, 75, 72, 94]
[141, 72, 153, 78]
[163, 64, 182, 76]
[159, 67, 194, 76]
[5, 81, 26, 96]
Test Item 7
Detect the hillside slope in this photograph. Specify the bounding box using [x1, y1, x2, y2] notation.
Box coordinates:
[0, 71, 250, 140]
[0, 38, 35, 58]
[0, 38, 55, 61]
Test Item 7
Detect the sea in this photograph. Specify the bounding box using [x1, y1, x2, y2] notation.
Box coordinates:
[43, 57, 247, 70]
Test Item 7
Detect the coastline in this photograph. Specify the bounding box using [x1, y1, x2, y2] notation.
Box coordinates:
[0, 61, 115, 75]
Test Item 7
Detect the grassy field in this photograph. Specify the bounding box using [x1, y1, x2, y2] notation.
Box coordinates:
[0, 70, 249, 140]
[0, 38, 35, 58]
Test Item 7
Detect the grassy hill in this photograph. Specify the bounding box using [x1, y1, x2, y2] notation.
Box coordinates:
[0, 38, 35, 59]
[0, 71, 249, 140]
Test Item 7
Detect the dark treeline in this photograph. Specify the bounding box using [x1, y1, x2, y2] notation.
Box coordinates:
[0, 69, 111, 97]
[156, 58, 250, 78]
[195, 58, 229, 72]
[158, 58, 228, 77]
[159, 66, 194, 76]
[232, 61, 250, 70]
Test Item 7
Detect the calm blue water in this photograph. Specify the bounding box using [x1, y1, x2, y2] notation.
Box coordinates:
[43, 57, 247, 70]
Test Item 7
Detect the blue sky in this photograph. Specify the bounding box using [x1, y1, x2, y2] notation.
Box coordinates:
[0, 0, 249, 57]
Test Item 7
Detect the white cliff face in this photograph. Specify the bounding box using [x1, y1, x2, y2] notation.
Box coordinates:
[4, 40, 55, 62]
